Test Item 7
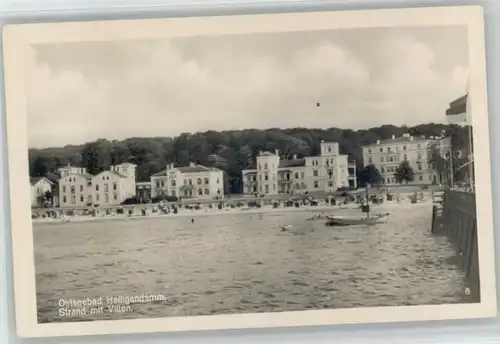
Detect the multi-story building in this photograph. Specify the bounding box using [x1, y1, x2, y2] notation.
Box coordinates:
[361, 133, 441, 185]
[57, 163, 137, 207]
[30, 177, 54, 207]
[150, 162, 224, 200]
[241, 141, 356, 196]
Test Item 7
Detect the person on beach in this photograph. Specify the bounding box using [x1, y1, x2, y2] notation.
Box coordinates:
[191, 218, 195, 224]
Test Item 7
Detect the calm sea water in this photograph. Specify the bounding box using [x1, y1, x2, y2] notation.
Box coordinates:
[34, 202, 473, 323]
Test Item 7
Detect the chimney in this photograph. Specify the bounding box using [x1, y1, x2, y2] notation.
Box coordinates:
[275, 149, 279, 156]
[293, 154, 297, 160]
[376, 140, 380, 144]
[189, 162, 195, 167]
[391, 135, 395, 139]
[410, 136, 414, 141]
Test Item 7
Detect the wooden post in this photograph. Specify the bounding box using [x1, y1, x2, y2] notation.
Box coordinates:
[431, 205, 437, 233]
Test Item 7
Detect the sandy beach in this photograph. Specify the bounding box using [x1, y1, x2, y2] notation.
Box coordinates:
[32, 194, 433, 225]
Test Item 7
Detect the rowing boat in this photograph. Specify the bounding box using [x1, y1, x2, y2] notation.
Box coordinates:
[324, 213, 390, 226]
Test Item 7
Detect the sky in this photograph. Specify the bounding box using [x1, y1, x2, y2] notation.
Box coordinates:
[25, 25, 469, 148]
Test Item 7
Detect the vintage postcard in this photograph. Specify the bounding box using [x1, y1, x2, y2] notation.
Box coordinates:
[2, 5, 497, 338]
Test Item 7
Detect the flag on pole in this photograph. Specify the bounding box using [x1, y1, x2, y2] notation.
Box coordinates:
[445, 77, 474, 188]
[446, 76, 472, 126]
[446, 94, 468, 125]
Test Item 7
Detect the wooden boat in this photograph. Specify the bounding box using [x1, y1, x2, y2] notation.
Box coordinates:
[324, 184, 391, 226]
[324, 213, 390, 226]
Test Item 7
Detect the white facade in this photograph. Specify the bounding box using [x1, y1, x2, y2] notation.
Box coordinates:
[242, 141, 356, 196]
[361, 134, 441, 185]
[151, 162, 224, 200]
[58, 163, 137, 207]
[30, 177, 54, 207]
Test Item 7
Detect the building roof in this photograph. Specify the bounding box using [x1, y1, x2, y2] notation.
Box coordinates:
[114, 162, 137, 167]
[151, 164, 221, 177]
[379, 136, 428, 145]
[279, 158, 306, 168]
[363, 135, 437, 148]
[71, 173, 93, 180]
[29, 177, 53, 186]
[176, 165, 220, 173]
[151, 170, 167, 177]
[259, 151, 276, 157]
[45, 172, 60, 183]
[95, 170, 127, 179]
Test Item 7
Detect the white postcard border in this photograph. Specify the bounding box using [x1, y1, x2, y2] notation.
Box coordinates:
[2, 5, 497, 338]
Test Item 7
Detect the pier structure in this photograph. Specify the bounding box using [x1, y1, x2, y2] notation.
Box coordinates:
[431, 189, 479, 300]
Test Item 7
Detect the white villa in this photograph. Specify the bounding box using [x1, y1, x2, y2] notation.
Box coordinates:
[30, 177, 54, 207]
[241, 141, 356, 196]
[57, 163, 137, 207]
[361, 133, 442, 185]
[150, 162, 224, 200]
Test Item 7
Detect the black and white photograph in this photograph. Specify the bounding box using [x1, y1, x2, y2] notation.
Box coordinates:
[3, 6, 497, 338]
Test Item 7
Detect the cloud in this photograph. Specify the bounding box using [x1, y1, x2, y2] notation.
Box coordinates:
[25, 46, 109, 147]
[26, 30, 469, 148]
[367, 34, 468, 126]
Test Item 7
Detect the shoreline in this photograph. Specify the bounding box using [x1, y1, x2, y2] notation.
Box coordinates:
[32, 200, 433, 225]
[33, 204, 348, 225]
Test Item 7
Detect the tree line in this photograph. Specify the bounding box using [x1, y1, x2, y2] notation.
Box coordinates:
[29, 123, 473, 193]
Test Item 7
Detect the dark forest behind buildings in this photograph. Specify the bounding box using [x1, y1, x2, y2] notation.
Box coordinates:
[29, 123, 472, 194]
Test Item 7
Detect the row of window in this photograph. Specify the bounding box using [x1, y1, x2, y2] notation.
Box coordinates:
[367, 152, 424, 164]
[62, 183, 118, 193]
[62, 192, 118, 204]
[155, 177, 220, 188]
[258, 158, 338, 171]
[247, 167, 349, 183]
[66, 175, 117, 184]
[181, 188, 222, 197]
[259, 162, 276, 170]
[253, 169, 339, 181]
[367, 143, 429, 154]
[380, 161, 430, 174]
